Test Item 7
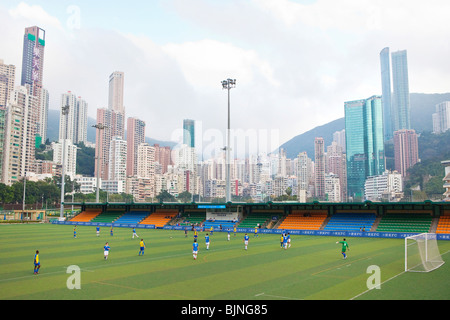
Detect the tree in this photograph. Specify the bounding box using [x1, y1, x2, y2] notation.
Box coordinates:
[274, 187, 298, 201]
[285, 187, 292, 197]
[156, 190, 176, 203]
[177, 191, 192, 203]
[0, 183, 14, 205]
[108, 193, 134, 203]
[424, 176, 445, 196]
[76, 142, 95, 176]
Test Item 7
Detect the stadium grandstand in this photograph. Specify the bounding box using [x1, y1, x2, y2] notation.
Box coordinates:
[64, 201, 450, 236]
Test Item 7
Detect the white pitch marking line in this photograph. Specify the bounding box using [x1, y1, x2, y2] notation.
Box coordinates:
[350, 249, 450, 300]
[255, 292, 302, 300]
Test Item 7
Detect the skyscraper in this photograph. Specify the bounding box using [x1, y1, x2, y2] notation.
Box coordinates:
[126, 117, 146, 177]
[137, 143, 156, 179]
[59, 91, 88, 144]
[183, 119, 195, 148]
[345, 96, 385, 199]
[95, 72, 126, 181]
[0, 107, 6, 182]
[432, 101, 450, 134]
[380, 47, 393, 141]
[21, 26, 47, 142]
[154, 144, 173, 174]
[394, 129, 419, 177]
[39, 88, 49, 143]
[1, 86, 38, 185]
[59, 92, 76, 141]
[0, 60, 15, 180]
[107, 71, 125, 141]
[95, 108, 124, 180]
[52, 139, 78, 180]
[327, 141, 347, 201]
[0, 59, 16, 108]
[108, 71, 125, 114]
[21, 26, 45, 95]
[297, 152, 312, 197]
[391, 50, 411, 132]
[380, 48, 411, 140]
[314, 137, 325, 200]
[332, 129, 346, 151]
[108, 136, 127, 182]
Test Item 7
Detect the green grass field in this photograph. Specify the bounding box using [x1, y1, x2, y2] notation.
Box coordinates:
[0, 224, 449, 300]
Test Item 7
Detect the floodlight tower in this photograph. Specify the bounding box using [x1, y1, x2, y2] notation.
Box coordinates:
[92, 123, 108, 203]
[221, 78, 236, 203]
[60, 104, 70, 220]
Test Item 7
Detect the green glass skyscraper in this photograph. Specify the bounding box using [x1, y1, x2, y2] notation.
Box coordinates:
[380, 48, 411, 140]
[380, 47, 393, 141]
[183, 119, 195, 148]
[391, 50, 411, 132]
[345, 96, 385, 200]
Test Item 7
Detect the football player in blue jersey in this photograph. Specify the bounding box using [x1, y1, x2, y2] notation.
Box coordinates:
[192, 239, 199, 260]
[243, 233, 249, 250]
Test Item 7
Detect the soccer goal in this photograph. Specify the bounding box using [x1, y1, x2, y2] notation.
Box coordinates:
[404, 233, 445, 272]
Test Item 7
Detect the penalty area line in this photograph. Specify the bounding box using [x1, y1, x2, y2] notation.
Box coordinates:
[255, 292, 302, 300]
[349, 270, 405, 300]
[350, 249, 450, 300]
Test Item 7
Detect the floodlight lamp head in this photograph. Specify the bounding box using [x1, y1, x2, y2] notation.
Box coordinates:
[92, 123, 108, 130]
[222, 80, 228, 89]
[61, 105, 70, 115]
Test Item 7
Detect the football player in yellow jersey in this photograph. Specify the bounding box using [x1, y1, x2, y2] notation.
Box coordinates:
[139, 239, 146, 256]
[34, 250, 40, 274]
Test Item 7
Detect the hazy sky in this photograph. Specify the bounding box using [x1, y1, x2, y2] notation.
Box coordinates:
[1, 0, 449, 153]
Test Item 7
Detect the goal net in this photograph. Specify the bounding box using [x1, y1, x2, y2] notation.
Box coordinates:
[405, 233, 445, 272]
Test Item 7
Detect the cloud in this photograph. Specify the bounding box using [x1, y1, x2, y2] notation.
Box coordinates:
[253, 0, 450, 34]
[2, 0, 449, 152]
[8, 2, 63, 30]
[162, 39, 281, 89]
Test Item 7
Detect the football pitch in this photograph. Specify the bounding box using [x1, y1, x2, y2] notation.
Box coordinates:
[0, 224, 449, 300]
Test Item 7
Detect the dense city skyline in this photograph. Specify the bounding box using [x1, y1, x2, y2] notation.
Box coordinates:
[1, 1, 450, 146]
[1, 1, 449, 203]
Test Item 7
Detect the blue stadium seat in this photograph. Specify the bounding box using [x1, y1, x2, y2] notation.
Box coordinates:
[114, 211, 150, 224]
[323, 212, 376, 231]
[203, 220, 238, 231]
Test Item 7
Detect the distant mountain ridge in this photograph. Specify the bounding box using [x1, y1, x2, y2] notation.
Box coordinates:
[278, 92, 450, 159]
[279, 118, 345, 159]
[47, 92, 450, 155]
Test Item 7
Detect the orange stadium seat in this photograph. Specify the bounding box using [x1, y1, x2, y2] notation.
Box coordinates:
[278, 210, 327, 230]
[70, 209, 102, 222]
[140, 209, 178, 228]
[436, 211, 450, 234]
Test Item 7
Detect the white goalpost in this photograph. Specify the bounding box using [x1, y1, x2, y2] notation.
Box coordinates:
[405, 233, 445, 272]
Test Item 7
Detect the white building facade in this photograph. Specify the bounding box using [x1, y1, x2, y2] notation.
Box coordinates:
[364, 171, 403, 202]
[52, 139, 78, 180]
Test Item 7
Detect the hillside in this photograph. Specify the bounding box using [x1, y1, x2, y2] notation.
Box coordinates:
[279, 118, 345, 159]
[410, 93, 450, 132]
[46, 92, 449, 158]
[278, 92, 450, 158]
[404, 130, 450, 198]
